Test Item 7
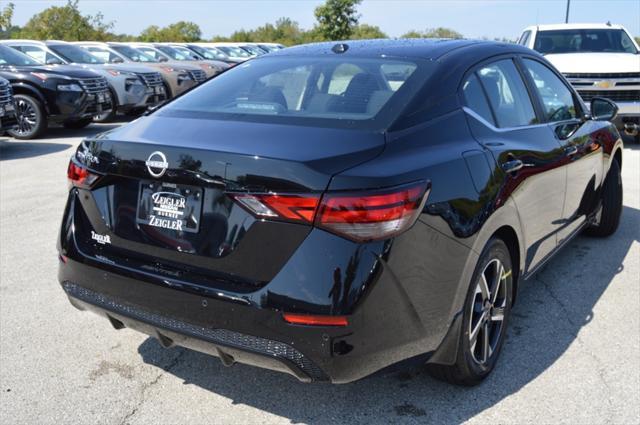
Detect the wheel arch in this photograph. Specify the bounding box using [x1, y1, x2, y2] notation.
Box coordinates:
[10, 83, 49, 113]
[613, 147, 622, 170]
[492, 225, 521, 304]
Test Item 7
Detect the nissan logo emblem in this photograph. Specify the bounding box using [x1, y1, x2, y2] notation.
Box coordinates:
[145, 151, 168, 178]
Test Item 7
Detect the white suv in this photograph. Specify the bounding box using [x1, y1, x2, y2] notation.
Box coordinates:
[518, 23, 640, 141]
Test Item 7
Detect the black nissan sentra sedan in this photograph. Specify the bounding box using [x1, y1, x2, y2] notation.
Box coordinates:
[58, 39, 623, 385]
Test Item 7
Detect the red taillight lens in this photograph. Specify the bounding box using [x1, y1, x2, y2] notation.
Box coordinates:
[316, 182, 430, 242]
[231, 193, 320, 224]
[283, 313, 348, 327]
[67, 159, 99, 189]
[229, 181, 429, 242]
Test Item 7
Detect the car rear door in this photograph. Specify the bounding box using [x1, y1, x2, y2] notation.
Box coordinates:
[462, 57, 567, 274]
[520, 56, 605, 244]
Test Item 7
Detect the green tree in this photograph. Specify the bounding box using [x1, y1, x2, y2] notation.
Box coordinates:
[314, 0, 362, 41]
[222, 18, 311, 46]
[350, 24, 387, 40]
[0, 1, 20, 38]
[635, 36, 640, 46]
[18, 0, 113, 41]
[139, 21, 201, 42]
[402, 27, 463, 39]
[0, 1, 14, 32]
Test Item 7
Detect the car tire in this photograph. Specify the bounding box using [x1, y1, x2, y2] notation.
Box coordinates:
[427, 238, 513, 386]
[63, 117, 94, 130]
[585, 158, 622, 237]
[8, 94, 47, 140]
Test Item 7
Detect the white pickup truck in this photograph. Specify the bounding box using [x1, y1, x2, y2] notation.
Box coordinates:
[518, 23, 640, 142]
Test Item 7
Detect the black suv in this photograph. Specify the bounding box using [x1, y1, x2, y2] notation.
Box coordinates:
[0, 45, 112, 139]
[0, 76, 17, 131]
[59, 40, 623, 385]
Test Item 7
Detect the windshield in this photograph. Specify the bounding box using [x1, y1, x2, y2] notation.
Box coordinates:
[162, 56, 429, 130]
[535, 29, 638, 54]
[49, 44, 105, 64]
[240, 45, 265, 56]
[0, 45, 42, 66]
[258, 45, 278, 52]
[156, 45, 189, 61]
[217, 46, 251, 58]
[111, 45, 158, 62]
[171, 46, 202, 59]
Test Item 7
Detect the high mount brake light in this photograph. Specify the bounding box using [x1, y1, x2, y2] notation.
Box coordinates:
[229, 181, 430, 242]
[67, 159, 100, 189]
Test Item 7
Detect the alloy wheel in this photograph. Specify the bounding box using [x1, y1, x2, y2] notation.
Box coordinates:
[468, 258, 508, 365]
[15, 98, 38, 136]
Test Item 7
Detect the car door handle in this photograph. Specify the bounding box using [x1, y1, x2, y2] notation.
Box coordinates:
[565, 145, 578, 156]
[501, 159, 524, 174]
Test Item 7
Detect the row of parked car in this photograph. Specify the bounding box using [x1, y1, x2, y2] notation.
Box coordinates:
[0, 41, 284, 139]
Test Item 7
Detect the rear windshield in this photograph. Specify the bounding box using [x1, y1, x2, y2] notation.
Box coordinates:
[161, 56, 430, 130]
[535, 29, 638, 54]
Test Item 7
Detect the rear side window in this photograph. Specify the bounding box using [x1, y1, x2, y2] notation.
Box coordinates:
[476, 59, 538, 128]
[523, 59, 578, 122]
[163, 56, 428, 130]
[462, 73, 495, 125]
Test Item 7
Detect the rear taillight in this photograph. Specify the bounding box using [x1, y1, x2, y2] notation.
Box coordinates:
[230, 194, 320, 224]
[67, 159, 100, 189]
[316, 182, 430, 242]
[230, 181, 429, 242]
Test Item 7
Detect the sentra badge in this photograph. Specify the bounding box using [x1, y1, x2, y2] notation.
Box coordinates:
[145, 151, 169, 178]
[91, 231, 111, 245]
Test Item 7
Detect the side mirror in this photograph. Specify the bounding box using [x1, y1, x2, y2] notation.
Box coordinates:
[111, 56, 124, 63]
[46, 57, 63, 65]
[590, 97, 618, 121]
[158, 56, 169, 62]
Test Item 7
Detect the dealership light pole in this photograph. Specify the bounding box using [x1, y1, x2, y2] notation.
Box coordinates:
[565, 0, 571, 23]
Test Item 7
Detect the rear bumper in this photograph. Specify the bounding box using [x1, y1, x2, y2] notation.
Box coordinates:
[63, 281, 327, 382]
[58, 252, 444, 383]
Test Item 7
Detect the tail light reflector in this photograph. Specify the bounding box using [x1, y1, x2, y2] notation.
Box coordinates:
[283, 313, 348, 327]
[230, 181, 429, 242]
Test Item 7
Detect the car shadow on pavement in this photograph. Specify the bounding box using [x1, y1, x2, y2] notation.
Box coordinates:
[0, 138, 70, 161]
[137, 205, 639, 424]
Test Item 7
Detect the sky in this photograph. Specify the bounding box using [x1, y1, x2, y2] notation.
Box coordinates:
[6, 0, 640, 40]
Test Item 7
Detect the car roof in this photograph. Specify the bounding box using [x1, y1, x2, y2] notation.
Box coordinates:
[267, 38, 529, 60]
[534, 23, 626, 31]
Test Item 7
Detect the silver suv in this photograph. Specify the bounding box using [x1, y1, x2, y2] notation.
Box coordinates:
[2, 40, 167, 122]
[74, 42, 205, 98]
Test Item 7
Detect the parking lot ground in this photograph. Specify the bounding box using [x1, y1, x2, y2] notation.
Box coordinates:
[1, 125, 639, 425]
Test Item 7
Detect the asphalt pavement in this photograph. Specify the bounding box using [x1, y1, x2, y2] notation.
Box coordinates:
[1, 124, 638, 425]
